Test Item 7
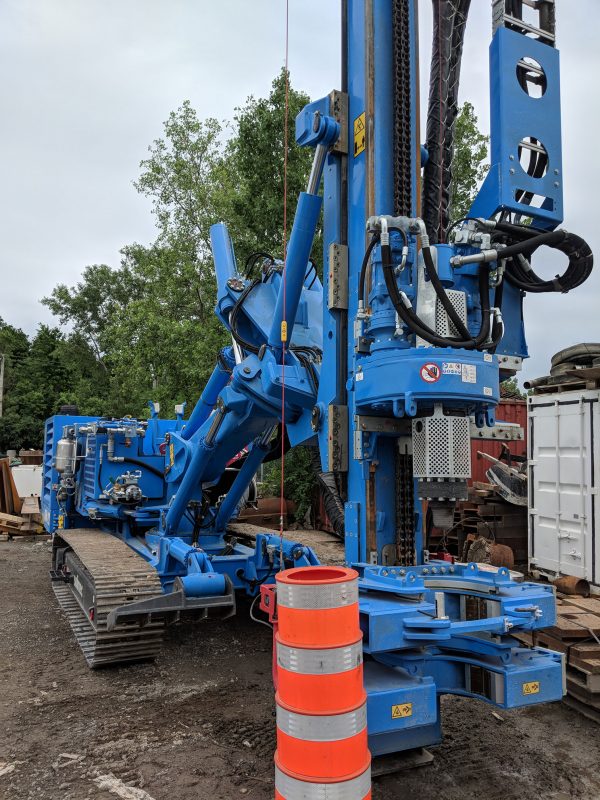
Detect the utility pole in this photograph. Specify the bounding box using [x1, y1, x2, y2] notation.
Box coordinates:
[0, 354, 4, 418]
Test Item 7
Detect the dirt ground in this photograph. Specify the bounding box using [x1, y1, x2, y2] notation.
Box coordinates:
[2, 537, 600, 800]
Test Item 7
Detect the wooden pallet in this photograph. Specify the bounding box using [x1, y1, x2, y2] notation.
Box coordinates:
[523, 595, 600, 722]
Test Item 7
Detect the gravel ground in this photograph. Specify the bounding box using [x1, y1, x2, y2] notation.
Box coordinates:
[1, 537, 600, 800]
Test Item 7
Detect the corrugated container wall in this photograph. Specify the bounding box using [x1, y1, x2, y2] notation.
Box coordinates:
[528, 389, 600, 590]
[469, 400, 528, 485]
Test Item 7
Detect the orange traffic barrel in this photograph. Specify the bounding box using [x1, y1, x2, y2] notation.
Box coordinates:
[273, 566, 371, 798]
[276, 633, 365, 714]
[275, 566, 360, 647]
[275, 697, 370, 781]
[274, 759, 371, 800]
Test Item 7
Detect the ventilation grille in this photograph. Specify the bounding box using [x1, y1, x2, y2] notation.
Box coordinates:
[83, 436, 97, 498]
[435, 290, 467, 338]
[412, 409, 471, 479]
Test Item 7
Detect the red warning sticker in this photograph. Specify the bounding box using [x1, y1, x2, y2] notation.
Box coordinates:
[420, 363, 441, 383]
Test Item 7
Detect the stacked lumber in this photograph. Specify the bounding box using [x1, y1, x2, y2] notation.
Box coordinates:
[428, 483, 527, 564]
[515, 595, 600, 723]
[0, 458, 22, 516]
[0, 458, 44, 536]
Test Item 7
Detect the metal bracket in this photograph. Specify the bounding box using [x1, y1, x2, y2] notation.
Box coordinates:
[328, 243, 348, 309]
[106, 576, 236, 630]
[328, 404, 348, 472]
[354, 417, 409, 462]
[355, 415, 408, 435]
[329, 90, 348, 155]
[470, 420, 524, 441]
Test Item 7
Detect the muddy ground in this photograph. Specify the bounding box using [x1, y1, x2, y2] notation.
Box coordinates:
[1, 537, 600, 800]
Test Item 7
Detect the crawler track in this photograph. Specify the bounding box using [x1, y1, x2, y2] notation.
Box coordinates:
[52, 529, 165, 667]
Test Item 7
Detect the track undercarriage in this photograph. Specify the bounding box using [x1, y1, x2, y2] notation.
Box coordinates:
[51, 530, 165, 667]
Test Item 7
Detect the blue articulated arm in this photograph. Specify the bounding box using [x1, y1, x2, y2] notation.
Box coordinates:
[182, 347, 235, 441]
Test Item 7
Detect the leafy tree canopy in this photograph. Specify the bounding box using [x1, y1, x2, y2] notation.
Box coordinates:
[449, 101, 489, 222]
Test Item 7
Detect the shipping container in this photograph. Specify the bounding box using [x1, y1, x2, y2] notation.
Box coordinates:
[528, 388, 600, 590]
[469, 399, 528, 485]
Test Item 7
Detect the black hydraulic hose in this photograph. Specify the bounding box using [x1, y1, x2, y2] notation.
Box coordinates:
[230, 279, 261, 354]
[489, 276, 505, 355]
[380, 242, 474, 349]
[357, 226, 407, 308]
[494, 221, 546, 240]
[497, 229, 566, 261]
[358, 235, 379, 305]
[380, 240, 499, 351]
[422, 244, 472, 340]
[495, 228, 592, 293]
[120, 457, 164, 479]
[244, 251, 274, 279]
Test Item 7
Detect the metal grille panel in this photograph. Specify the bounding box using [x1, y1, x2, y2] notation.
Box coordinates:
[83, 436, 97, 499]
[435, 290, 467, 338]
[412, 408, 471, 479]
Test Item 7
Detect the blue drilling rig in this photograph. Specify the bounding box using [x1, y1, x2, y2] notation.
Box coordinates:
[43, 0, 592, 761]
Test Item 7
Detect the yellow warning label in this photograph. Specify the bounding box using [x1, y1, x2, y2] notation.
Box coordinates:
[281, 320, 288, 343]
[391, 702, 413, 719]
[353, 112, 366, 157]
[169, 443, 175, 467]
[522, 681, 540, 696]
[57, 514, 64, 530]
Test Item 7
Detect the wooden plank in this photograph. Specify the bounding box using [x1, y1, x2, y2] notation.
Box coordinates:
[569, 657, 600, 677]
[570, 642, 600, 660]
[0, 460, 13, 514]
[536, 631, 569, 654]
[567, 665, 600, 693]
[20, 496, 40, 515]
[546, 614, 593, 640]
[560, 611, 600, 632]
[562, 596, 600, 616]
[567, 672, 600, 708]
[0, 512, 23, 530]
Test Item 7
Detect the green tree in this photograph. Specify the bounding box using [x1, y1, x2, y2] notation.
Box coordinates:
[450, 101, 489, 222]
[0, 322, 108, 451]
[134, 71, 313, 271]
[261, 446, 316, 524]
[42, 70, 313, 427]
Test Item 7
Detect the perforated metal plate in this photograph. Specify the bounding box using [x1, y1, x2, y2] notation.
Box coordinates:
[435, 290, 467, 338]
[412, 407, 471, 479]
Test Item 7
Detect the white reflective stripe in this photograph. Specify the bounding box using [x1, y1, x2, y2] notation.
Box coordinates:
[275, 765, 371, 800]
[276, 580, 358, 610]
[277, 640, 363, 674]
[276, 703, 367, 742]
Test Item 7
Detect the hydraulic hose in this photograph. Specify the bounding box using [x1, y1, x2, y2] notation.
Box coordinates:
[358, 235, 380, 307]
[493, 226, 593, 293]
[366, 231, 499, 351]
[382, 253, 498, 350]
[422, 244, 472, 340]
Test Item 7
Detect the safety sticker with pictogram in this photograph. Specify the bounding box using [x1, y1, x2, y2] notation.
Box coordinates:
[391, 702, 413, 719]
[419, 363, 441, 383]
[522, 681, 540, 695]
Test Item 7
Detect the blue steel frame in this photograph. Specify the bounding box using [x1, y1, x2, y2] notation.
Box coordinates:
[42, 0, 569, 761]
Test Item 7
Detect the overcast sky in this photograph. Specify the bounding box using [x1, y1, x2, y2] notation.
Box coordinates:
[0, 0, 598, 382]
